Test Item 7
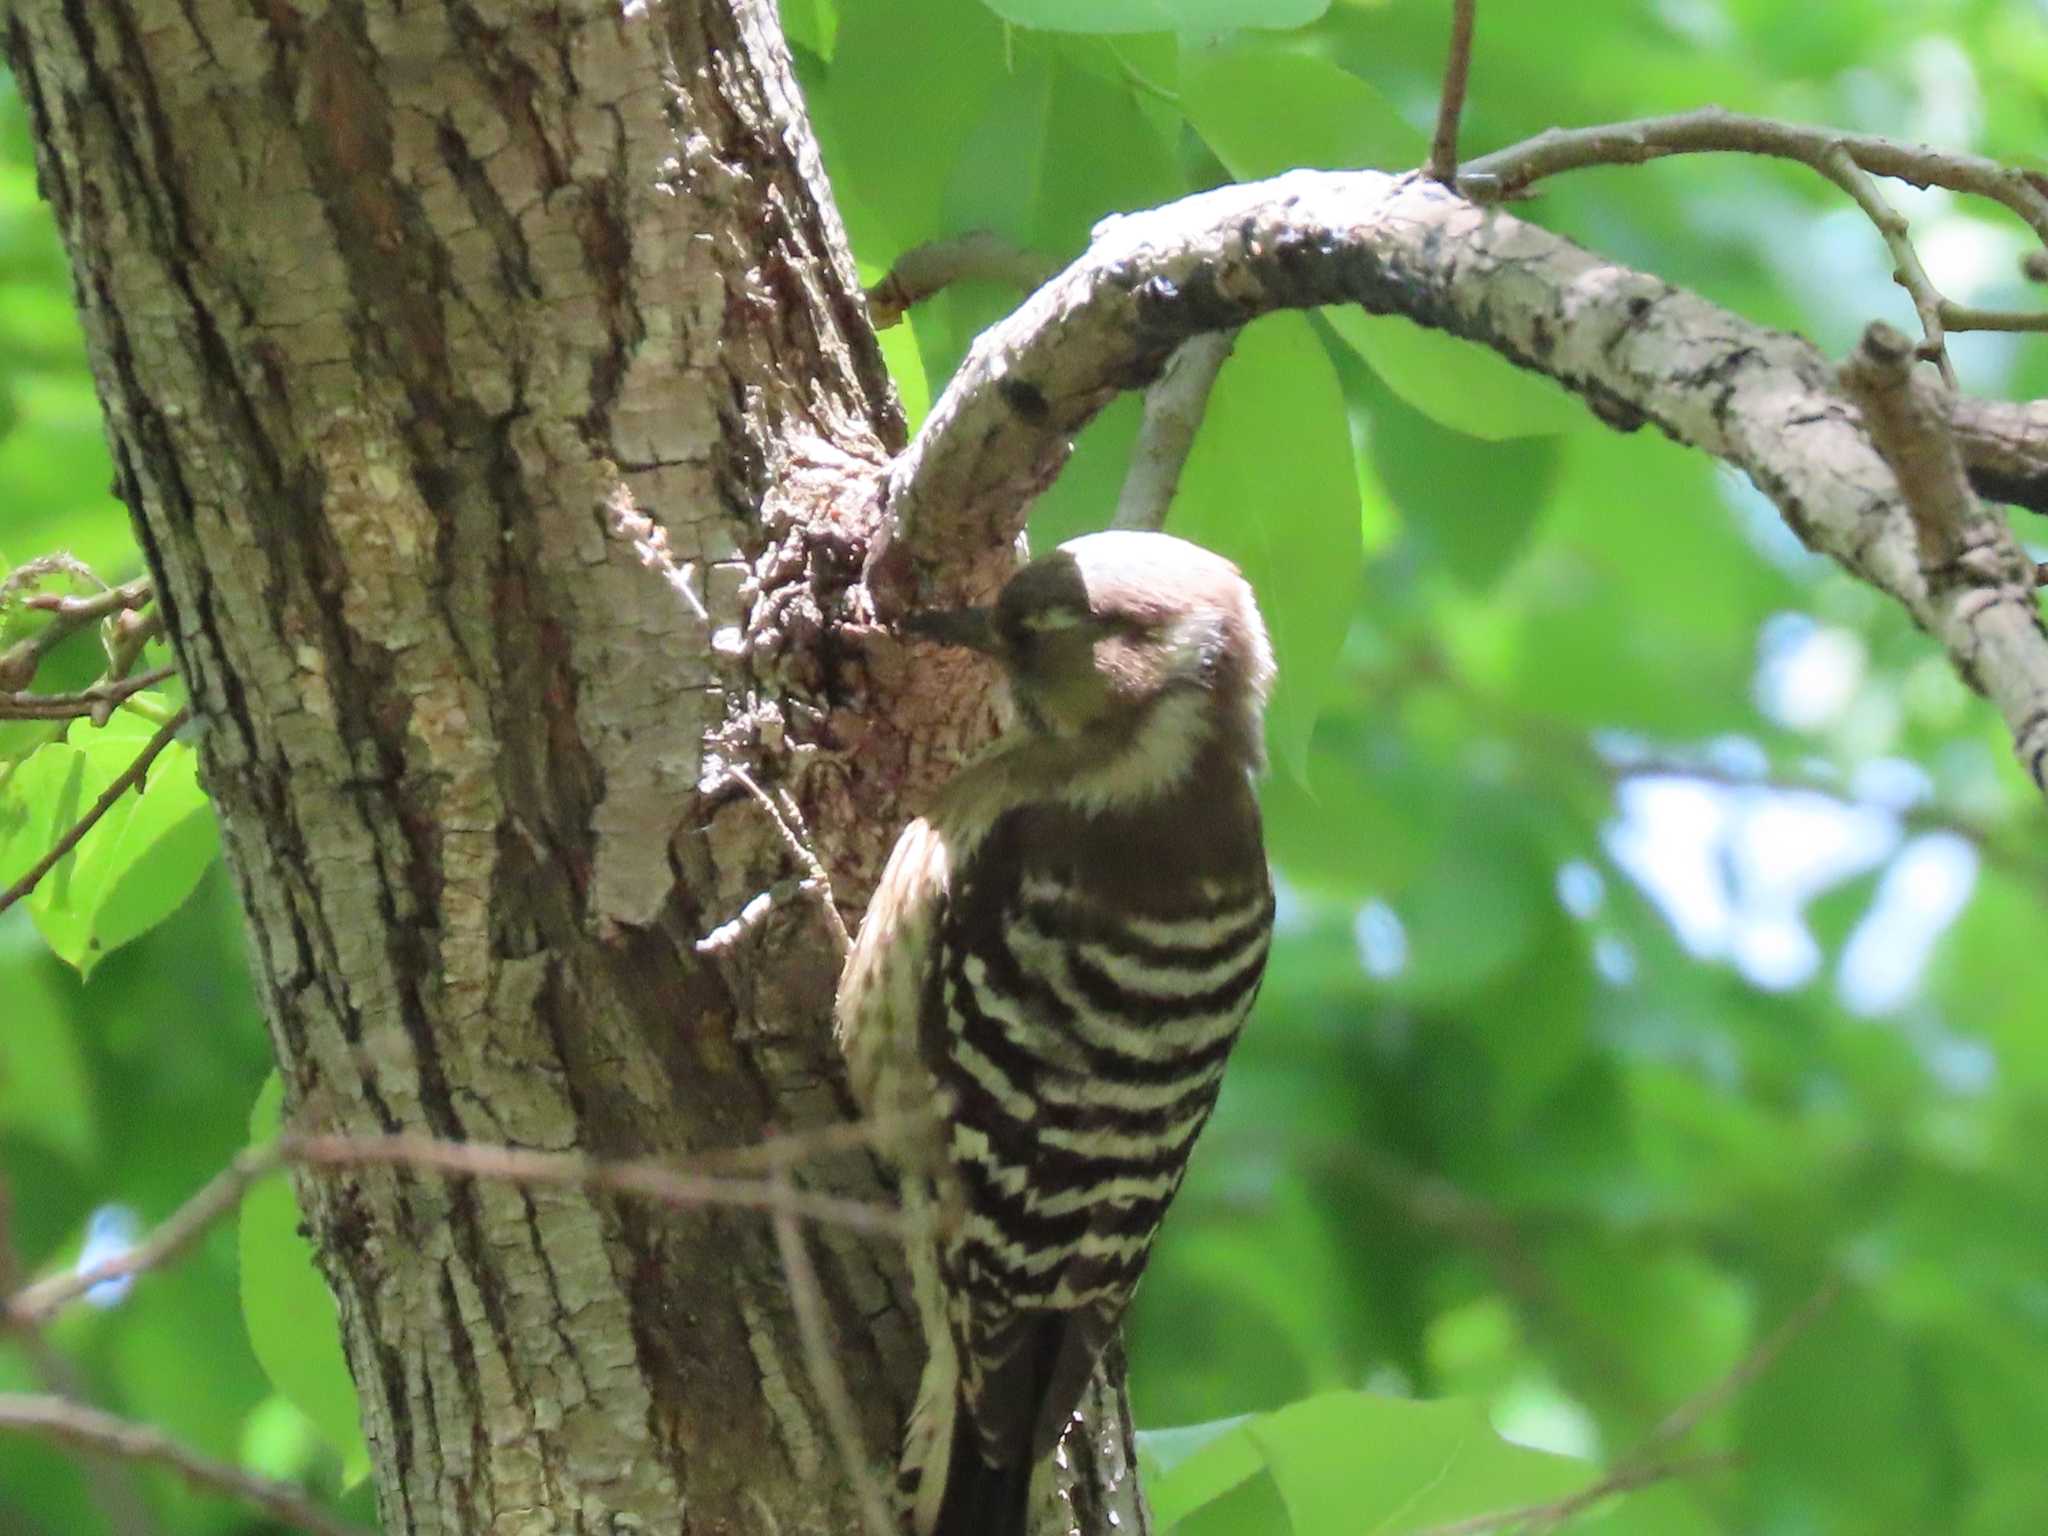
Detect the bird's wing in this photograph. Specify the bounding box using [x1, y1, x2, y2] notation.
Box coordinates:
[837, 816, 954, 1164]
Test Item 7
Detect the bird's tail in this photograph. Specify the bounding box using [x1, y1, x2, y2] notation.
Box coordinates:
[929, 1412, 1034, 1536]
[903, 1315, 1060, 1536]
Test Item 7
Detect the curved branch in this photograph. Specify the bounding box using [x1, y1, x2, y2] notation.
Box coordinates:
[1458, 108, 2048, 248]
[879, 169, 2048, 795]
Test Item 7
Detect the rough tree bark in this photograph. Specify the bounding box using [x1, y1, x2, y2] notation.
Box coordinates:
[1, 1, 1139, 1533]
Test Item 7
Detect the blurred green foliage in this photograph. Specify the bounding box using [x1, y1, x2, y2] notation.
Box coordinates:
[6, 1, 2048, 1531]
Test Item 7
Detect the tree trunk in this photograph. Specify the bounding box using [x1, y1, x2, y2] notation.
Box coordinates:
[3, 2, 1140, 1531]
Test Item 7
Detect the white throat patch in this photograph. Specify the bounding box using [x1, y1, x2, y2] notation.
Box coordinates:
[1060, 687, 1211, 815]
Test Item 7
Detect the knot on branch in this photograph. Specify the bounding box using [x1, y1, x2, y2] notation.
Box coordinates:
[1837, 320, 1979, 572]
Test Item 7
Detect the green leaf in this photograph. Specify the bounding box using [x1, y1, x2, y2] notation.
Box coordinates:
[865, 293, 933, 431]
[1028, 391, 1146, 555]
[1030, 60, 1182, 258]
[1326, 309, 1584, 442]
[819, 0, 1008, 259]
[1360, 365, 1564, 590]
[1251, 1393, 1590, 1536]
[1138, 1414, 1267, 1529]
[1181, 36, 1424, 177]
[240, 1073, 370, 1475]
[778, 0, 837, 59]
[1178, 36, 1575, 440]
[982, 0, 1328, 34]
[1171, 311, 1361, 777]
[0, 927, 94, 1160]
[0, 722, 215, 977]
[911, 52, 1058, 393]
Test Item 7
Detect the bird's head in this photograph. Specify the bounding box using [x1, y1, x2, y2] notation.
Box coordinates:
[909, 531, 1274, 801]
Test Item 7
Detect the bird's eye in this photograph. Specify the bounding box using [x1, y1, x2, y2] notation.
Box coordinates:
[1019, 607, 1084, 634]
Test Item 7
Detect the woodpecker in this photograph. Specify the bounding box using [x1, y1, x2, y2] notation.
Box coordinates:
[837, 529, 1275, 1536]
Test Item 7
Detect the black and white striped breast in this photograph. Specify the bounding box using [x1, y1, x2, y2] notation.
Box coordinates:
[924, 799, 1274, 1314]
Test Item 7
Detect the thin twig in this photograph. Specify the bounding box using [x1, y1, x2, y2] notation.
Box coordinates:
[1459, 108, 2048, 249]
[1624, 1277, 1842, 1469]
[6, 1146, 281, 1329]
[1938, 302, 2048, 334]
[1113, 331, 1238, 531]
[1429, 0, 1478, 186]
[279, 1133, 906, 1237]
[0, 707, 191, 920]
[1410, 1279, 1839, 1536]
[11, 1333, 165, 1536]
[1821, 144, 1956, 386]
[1, 1179, 164, 1536]
[0, 664, 178, 721]
[727, 765, 853, 959]
[10, 1120, 919, 1330]
[770, 1171, 896, 1536]
[1409, 1453, 1736, 1536]
[689, 1110, 931, 1175]
[866, 233, 1058, 328]
[0, 572, 153, 691]
[0, 1395, 367, 1536]
[1467, 109, 2048, 390]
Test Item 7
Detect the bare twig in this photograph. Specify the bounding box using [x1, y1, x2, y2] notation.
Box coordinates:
[102, 605, 168, 690]
[1429, 0, 1478, 186]
[0, 1395, 367, 1536]
[726, 765, 853, 959]
[1821, 144, 1956, 386]
[1838, 321, 1985, 569]
[278, 1133, 905, 1237]
[1113, 331, 1238, 531]
[866, 233, 1058, 328]
[2, 1177, 160, 1536]
[0, 571, 153, 691]
[1409, 1279, 1839, 1536]
[21, 1340, 166, 1536]
[1458, 109, 2048, 249]
[0, 664, 178, 721]
[6, 1147, 280, 1330]
[14, 575, 151, 621]
[10, 1119, 919, 1331]
[1625, 1277, 1842, 1469]
[698, 878, 812, 955]
[1465, 109, 2048, 389]
[0, 707, 191, 920]
[1409, 1453, 1737, 1536]
[1938, 302, 2048, 335]
[770, 1171, 896, 1536]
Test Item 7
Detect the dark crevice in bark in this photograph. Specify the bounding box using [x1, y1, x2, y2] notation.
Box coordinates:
[437, 1263, 490, 1530]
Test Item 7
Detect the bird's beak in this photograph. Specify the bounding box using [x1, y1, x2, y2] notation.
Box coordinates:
[903, 606, 1001, 655]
